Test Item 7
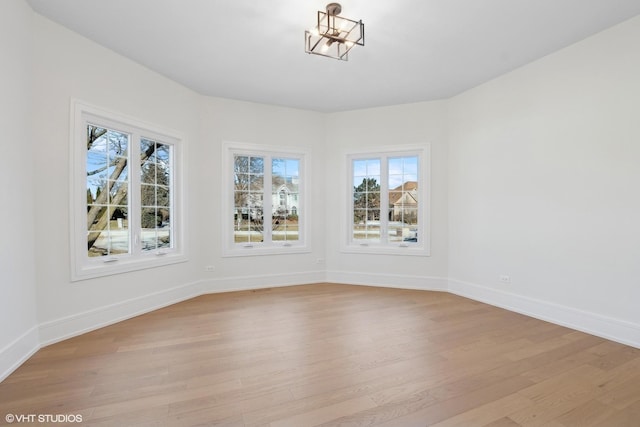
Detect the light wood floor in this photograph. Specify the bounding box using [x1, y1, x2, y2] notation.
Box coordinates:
[1, 284, 639, 426]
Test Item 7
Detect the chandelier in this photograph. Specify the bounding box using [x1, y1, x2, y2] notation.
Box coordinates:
[304, 3, 365, 61]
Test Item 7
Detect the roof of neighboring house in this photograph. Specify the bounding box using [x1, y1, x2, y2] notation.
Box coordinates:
[389, 181, 418, 205]
[273, 177, 299, 192]
[392, 181, 418, 192]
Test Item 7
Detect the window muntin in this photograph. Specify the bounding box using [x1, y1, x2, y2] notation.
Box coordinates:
[347, 146, 429, 255]
[224, 143, 307, 256]
[72, 101, 184, 280]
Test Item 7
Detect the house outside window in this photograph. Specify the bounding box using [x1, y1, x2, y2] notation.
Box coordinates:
[345, 145, 430, 256]
[223, 142, 308, 256]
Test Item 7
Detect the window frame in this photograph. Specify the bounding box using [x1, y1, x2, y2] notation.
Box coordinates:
[70, 100, 186, 281]
[344, 144, 431, 256]
[222, 141, 309, 257]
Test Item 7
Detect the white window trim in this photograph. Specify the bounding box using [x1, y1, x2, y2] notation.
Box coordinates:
[70, 100, 187, 281]
[222, 141, 310, 257]
[343, 144, 431, 256]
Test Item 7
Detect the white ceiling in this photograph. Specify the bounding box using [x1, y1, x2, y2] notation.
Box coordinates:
[26, 0, 640, 112]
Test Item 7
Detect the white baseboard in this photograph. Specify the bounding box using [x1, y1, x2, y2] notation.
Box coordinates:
[38, 279, 205, 346]
[33, 270, 325, 350]
[326, 270, 449, 292]
[2, 272, 325, 383]
[204, 270, 327, 294]
[448, 278, 640, 349]
[0, 326, 40, 383]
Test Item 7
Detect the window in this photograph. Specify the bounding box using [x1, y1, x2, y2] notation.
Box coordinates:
[223, 142, 307, 256]
[346, 145, 430, 255]
[71, 101, 185, 280]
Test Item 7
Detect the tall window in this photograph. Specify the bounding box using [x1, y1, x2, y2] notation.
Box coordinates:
[347, 145, 430, 255]
[224, 143, 307, 256]
[72, 101, 184, 280]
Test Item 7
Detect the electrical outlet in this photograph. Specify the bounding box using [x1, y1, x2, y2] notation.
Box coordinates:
[204, 265, 216, 272]
[499, 274, 511, 284]
[316, 258, 325, 264]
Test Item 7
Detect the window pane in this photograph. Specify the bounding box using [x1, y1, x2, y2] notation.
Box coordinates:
[141, 211, 171, 250]
[235, 216, 262, 243]
[86, 125, 131, 257]
[157, 227, 171, 249]
[140, 140, 172, 251]
[388, 156, 419, 243]
[233, 192, 264, 244]
[349, 150, 426, 251]
[366, 192, 380, 209]
[272, 158, 300, 242]
[156, 144, 170, 166]
[157, 186, 170, 207]
[352, 159, 381, 241]
[228, 147, 305, 252]
[87, 206, 130, 256]
[249, 156, 264, 174]
[235, 155, 249, 173]
[109, 180, 128, 205]
[353, 216, 380, 241]
[108, 206, 130, 254]
[234, 155, 268, 244]
[249, 174, 264, 191]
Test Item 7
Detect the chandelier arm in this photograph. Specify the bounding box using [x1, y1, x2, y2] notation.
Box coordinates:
[308, 33, 325, 52]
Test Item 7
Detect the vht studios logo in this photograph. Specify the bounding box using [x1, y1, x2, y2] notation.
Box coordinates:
[5, 414, 83, 423]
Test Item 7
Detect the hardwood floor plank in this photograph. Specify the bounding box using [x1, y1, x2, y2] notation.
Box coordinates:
[482, 417, 524, 427]
[508, 365, 607, 426]
[595, 371, 640, 410]
[553, 399, 617, 427]
[591, 400, 640, 427]
[428, 394, 533, 427]
[269, 395, 377, 427]
[329, 375, 535, 427]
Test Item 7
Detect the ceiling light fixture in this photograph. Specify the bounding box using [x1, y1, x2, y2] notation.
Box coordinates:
[304, 3, 364, 61]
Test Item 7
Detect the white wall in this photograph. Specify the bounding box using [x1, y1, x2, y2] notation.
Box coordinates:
[324, 102, 449, 289]
[447, 15, 640, 345]
[28, 12, 327, 346]
[30, 14, 204, 344]
[0, 0, 40, 380]
[195, 97, 326, 291]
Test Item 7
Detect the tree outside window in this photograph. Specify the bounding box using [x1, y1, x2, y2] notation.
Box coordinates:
[72, 101, 184, 280]
[347, 146, 429, 255]
[224, 142, 307, 256]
